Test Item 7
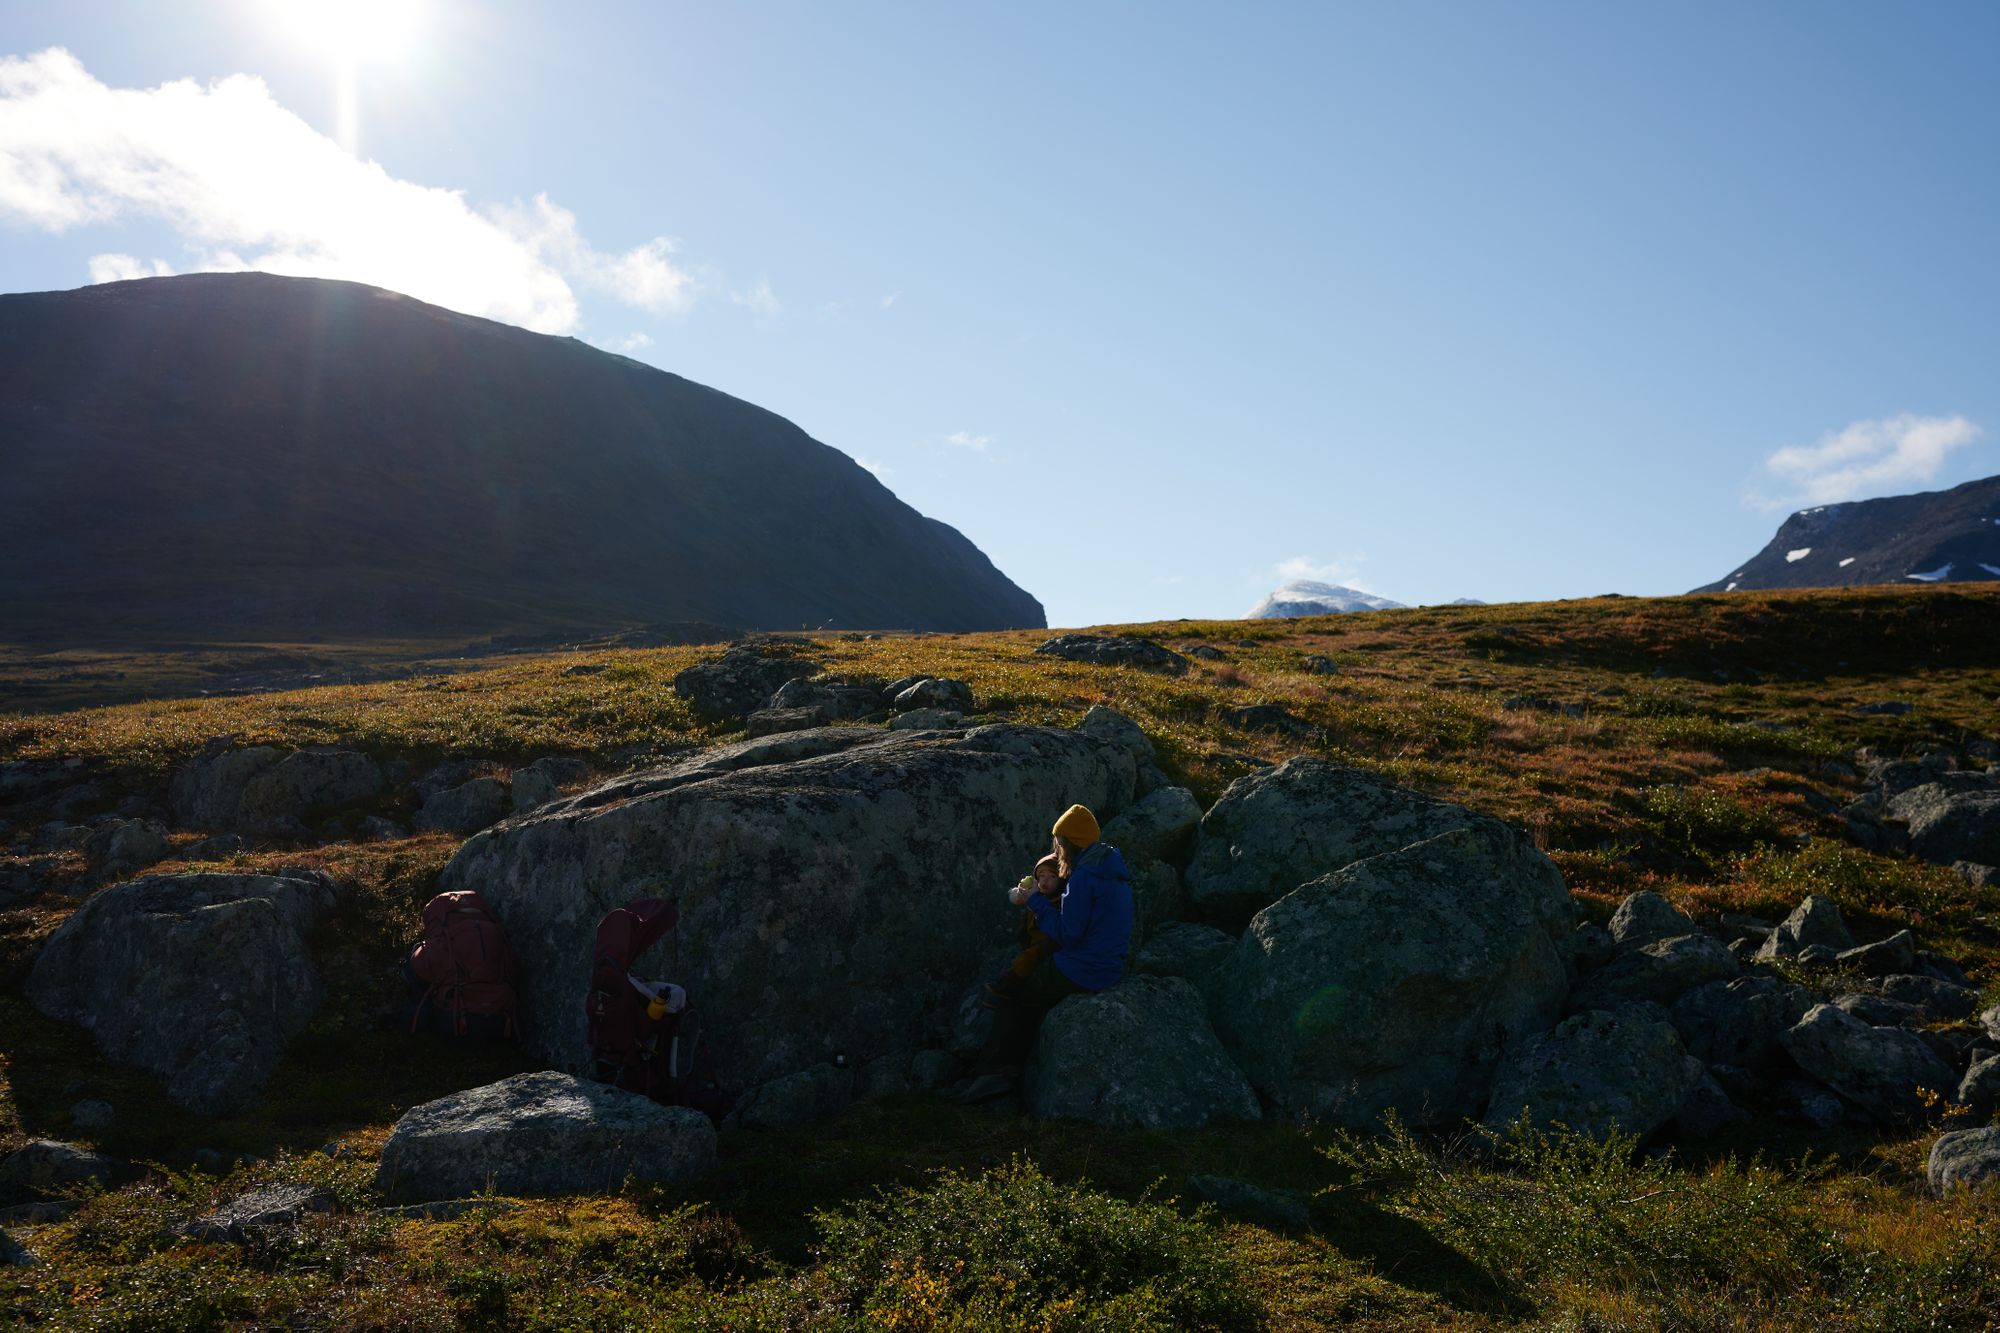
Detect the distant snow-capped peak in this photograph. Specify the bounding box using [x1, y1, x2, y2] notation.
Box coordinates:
[1248, 580, 1405, 618]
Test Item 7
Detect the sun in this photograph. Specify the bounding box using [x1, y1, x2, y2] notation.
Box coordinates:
[273, 0, 422, 63]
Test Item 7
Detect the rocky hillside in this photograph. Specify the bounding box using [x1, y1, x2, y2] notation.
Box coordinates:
[1247, 579, 1404, 617]
[1695, 474, 2000, 593]
[0, 273, 1044, 643]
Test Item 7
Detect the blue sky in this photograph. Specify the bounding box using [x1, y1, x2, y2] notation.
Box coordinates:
[3, 2, 1996, 628]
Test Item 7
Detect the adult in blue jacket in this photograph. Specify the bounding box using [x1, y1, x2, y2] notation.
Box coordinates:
[959, 803, 1133, 1101]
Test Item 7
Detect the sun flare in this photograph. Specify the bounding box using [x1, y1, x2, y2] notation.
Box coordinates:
[273, 0, 421, 62]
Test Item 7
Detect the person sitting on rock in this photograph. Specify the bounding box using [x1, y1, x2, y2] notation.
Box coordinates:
[957, 804, 1133, 1102]
[981, 852, 1064, 1007]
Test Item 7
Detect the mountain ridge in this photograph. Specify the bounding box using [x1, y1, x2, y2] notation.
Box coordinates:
[1694, 475, 2000, 594]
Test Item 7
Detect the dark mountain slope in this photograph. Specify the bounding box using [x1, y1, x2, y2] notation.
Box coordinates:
[1693, 476, 2000, 593]
[0, 273, 1043, 642]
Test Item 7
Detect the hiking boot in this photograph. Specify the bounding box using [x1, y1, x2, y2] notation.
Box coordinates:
[954, 1072, 1016, 1104]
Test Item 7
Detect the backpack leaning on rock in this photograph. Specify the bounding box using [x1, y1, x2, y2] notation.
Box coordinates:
[585, 897, 730, 1120]
[405, 890, 520, 1040]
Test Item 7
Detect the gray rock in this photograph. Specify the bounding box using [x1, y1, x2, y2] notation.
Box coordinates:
[172, 746, 382, 833]
[1887, 784, 2000, 868]
[1100, 787, 1202, 866]
[1185, 757, 1489, 927]
[672, 647, 816, 722]
[1024, 976, 1260, 1130]
[1129, 859, 1187, 941]
[26, 872, 338, 1115]
[1868, 973, 1978, 1021]
[893, 677, 974, 713]
[888, 708, 967, 731]
[1834, 930, 1917, 976]
[1754, 894, 1854, 961]
[1982, 1003, 2000, 1043]
[1569, 934, 1739, 1011]
[909, 1050, 958, 1091]
[745, 707, 829, 738]
[732, 1063, 852, 1130]
[1211, 822, 1573, 1127]
[1928, 1127, 2000, 1196]
[1301, 655, 1340, 675]
[1605, 891, 1697, 949]
[1132, 922, 1236, 981]
[1482, 1004, 1705, 1143]
[1572, 922, 1615, 973]
[1673, 1070, 1750, 1138]
[0, 1228, 34, 1267]
[1957, 1054, 2000, 1117]
[1186, 645, 1228, 662]
[356, 817, 405, 842]
[438, 722, 1141, 1091]
[509, 757, 590, 812]
[1796, 944, 1841, 968]
[374, 1070, 716, 1202]
[768, 677, 887, 721]
[0, 1140, 116, 1202]
[1954, 861, 1998, 888]
[1078, 706, 1158, 766]
[1186, 1174, 1311, 1230]
[1912, 952, 1971, 987]
[416, 777, 511, 834]
[1221, 704, 1320, 739]
[68, 1099, 114, 1133]
[1034, 634, 1189, 675]
[1779, 1003, 1958, 1123]
[184, 1184, 334, 1242]
[858, 1052, 913, 1099]
[1669, 976, 1814, 1067]
[184, 833, 248, 860]
[86, 818, 167, 873]
[1783, 1080, 1847, 1130]
[1832, 993, 1927, 1028]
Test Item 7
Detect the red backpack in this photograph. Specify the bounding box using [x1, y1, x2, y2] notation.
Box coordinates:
[408, 890, 520, 1039]
[585, 898, 729, 1119]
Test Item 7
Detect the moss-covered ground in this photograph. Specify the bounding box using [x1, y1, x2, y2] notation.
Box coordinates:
[3, 585, 1998, 1328]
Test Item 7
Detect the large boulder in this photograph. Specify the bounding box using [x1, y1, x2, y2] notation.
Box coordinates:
[1034, 634, 1189, 674]
[1209, 822, 1574, 1127]
[1889, 783, 2000, 868]
[1779, 1003, 1958, 1123]
[416, 778, 511, 835]
[437, 723, 1140, 1093]
[171, 746, 381, 833]
[25, 871, 337, 1114]
[374, 1071, 716, 1202]
[1023, 976, 1260, 1129]
[672, 646, 816, 722]
[1928, 1127, 2000, 1196]
[1482, 1005, 1705, 1143]
[1185, 757, 1487, 927]
[1100, 787, 1203, 866]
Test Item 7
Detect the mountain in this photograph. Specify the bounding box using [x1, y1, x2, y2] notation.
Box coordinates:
[1693, 476, 2000, 594]
[0, 273, 1044, 643]
[1247, 580, 1405, 618]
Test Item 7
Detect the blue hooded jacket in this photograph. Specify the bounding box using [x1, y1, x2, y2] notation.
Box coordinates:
[1026, 842, 1133, 990]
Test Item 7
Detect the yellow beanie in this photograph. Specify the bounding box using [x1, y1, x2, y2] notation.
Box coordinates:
[1052, 804, 1100, 846]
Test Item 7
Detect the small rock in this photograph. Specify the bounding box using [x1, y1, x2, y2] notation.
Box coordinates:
[357, 816, 406, 842]
[1483, 1004, 1705, 1143]
[745, 707, 828, 737]
[85, 818, 167, 873]
[1572, 922, 1615, 974]
[909, 1050, 958, 1091]
[1034, 634, 1190, 675]
[1300, 655, 1339, 675]
[1928, 1126, 2000, 1196]
[857, 1052, 913, 1099]
[1570, 934, 1739, 1011]
[1606, 891, 1697, 949]
[892, 677, 974, 713]
[1856, 701, 1915, 716]
[509, 757, 590, 811]
[68, 1099, 114, 1133]
[0, 1228, 35, 1267]
[1669, 976, 1814, 1067]
[1869, 974, 1978, 1021]
[887, 708, 967, 731]
[1186, 1174, 1311, 1230]
[672, 647, 816, 722]
[1796, 944, 1842, 968]
[1755, 894, 1854, 961]
[1953, 862, 1997, 888]
[183, 1184, 334, 1242]
[1911, 952, 1971, 987]
[1782, 1080, 1846, 1130]
[1981, 1003, 2000, 1043]
[1780, 1004, 1957, 1123]
[1186, 645, 1227, 661]
[732, 1063, 853, 1130]
[416, 778, 511, 835]
[0, 1140, 116, 1202]
[1833, 993, 1928, 1028]
[1673, 1070, 1749, 1139]
[1956, 1054, 2000, 1118]
[1221, 704, 1320, 739]
[1834, 930, 1917, 976]
[183, 833, 247, 860]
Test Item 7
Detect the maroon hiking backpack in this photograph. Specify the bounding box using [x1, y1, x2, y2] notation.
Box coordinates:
[585, 898, 729, 1119]
[408, 890, 520, 1039]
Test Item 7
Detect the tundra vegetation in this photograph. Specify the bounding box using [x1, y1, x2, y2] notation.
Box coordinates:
[2, 584, 1999, 1329]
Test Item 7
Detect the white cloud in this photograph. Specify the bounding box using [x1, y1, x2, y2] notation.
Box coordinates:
[729, 276, 780, 318]
[943, 430, 990, 451]
[1274, 556, 1366, 589]
[854, 457, 892, 479]
[1756, 414, 1981, 509]
[86, 252, 174, 283]
[0, 48, 706, 334]
[880, 290, 901, 309]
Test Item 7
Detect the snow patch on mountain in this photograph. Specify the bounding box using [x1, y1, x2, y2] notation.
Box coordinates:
[1248, 580, 1405, 619]
[1906, 564, 1954, 582]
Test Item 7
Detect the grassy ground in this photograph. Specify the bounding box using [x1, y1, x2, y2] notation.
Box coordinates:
[3, 585, 2000, 1328]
